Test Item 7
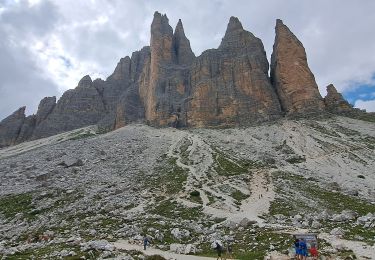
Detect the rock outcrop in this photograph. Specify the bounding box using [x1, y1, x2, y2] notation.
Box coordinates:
[0, 107, 26, 147]
[324, 84, 353, 113]
[0, 13, 359, 148]
[270, 19, 325, 115]
[32, 75, 106, 139]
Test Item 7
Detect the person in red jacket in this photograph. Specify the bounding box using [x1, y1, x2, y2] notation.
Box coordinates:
[309, 243, 318, 259]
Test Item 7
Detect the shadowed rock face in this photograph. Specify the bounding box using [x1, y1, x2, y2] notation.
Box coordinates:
[0, 107, 26, 147]
[270, 19, 325, 115]
[32, 76, 106, 139]
[188, 17, 282, 127]
[0, 13, 357, 148]
[324, 84, 353, 113]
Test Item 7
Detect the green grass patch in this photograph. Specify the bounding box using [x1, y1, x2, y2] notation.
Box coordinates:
[308, 122, 340, 137]
[68, 129, 96, 140]
[212, 148, 262, 176]
[286, 155, 306, 164]
[231, 190, 250, 203]
[270, 171, 375, 216]
[7, 243, 100, 259]
[147, 157, 188, 194]
[0, 192, 34, 220]
[150, 199, 202, 220]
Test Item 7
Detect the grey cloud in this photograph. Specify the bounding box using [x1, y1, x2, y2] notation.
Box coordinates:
[1, 0, 59, 37]
[0, 0, 60, 119]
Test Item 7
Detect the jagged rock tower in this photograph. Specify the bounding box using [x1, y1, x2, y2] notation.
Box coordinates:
[270, 19, 325, 114]
[0, 13, 356, 148]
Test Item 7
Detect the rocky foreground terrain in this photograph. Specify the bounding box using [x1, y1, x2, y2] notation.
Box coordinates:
[0, 115, 374, 259]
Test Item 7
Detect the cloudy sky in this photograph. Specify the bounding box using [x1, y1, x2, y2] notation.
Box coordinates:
[1, 0, 375, 120]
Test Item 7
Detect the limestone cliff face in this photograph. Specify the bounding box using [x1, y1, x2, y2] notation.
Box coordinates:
[188, 17, 281, 127]
[99, 46, 150, 131]
[270, 19, 325, 114]
[139, 12, 194, 127]
[324, 84, 353, 113]
[0, 107, 26, 147]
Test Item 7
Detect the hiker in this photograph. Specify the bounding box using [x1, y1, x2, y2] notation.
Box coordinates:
[309, 243, 318, 260]
[294, 238, 301, 260]
[225, 242, 233, 259]
[299, 238, 308, 260]
[214, 241, 223, 260]
[143, 236, 150, 250]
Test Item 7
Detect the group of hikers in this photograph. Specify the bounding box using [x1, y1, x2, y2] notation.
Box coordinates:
[293, 237, 318, 260]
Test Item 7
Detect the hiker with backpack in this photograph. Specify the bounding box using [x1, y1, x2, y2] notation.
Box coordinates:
[143, 235, 150, 250]
[214, 241, 223, 260]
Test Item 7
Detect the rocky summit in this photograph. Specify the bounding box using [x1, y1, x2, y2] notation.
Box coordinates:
[1, 12, 371, 148]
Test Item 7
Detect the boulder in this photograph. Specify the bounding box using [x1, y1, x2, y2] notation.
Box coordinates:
[171, 228, 190, 240]
[170, 243, 186, 254]
[330, 227, 345, 236]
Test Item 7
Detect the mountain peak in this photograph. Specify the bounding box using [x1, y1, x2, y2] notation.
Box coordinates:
[151, 11, 172, 36]
[173, 18, 195, 65]
[227, 16, 243, 32]
[77, 75, 93, 88]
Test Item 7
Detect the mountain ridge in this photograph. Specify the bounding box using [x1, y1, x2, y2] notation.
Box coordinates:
[0, 12, 372, 148]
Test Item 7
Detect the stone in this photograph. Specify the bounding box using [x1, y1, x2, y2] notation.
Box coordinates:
[239, 218, 256, 227]
[184, 243, 197, 254]
[169, 243, 186, 254]
[311, 220, 322, 229]
[80, 240, 114, 251]
[171, 228, 190, 240]
[330, 227, 345, 236]
[270, 19, 325, 115]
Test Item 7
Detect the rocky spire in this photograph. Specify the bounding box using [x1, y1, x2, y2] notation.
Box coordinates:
[77, 75, 93, 88]
[150, 11, 174, 64]
[226, 16, 244, 33]
[0, 106, 26, 147]
[324, 84, 353, 112]
[109, 56, 131, 81]
[219, 16, 245, 49]
[270, 19, 325, 114]
[35, 96, 56, 124]
[173, 19, 195, 65]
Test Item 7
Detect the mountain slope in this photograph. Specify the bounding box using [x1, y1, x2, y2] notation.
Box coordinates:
[0, 115, 374, 259]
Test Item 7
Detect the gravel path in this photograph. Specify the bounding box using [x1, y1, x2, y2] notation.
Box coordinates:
[113, 240, 220, 260]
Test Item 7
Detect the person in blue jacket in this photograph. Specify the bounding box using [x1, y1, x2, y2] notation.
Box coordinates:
[299, 238, 308, 260]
